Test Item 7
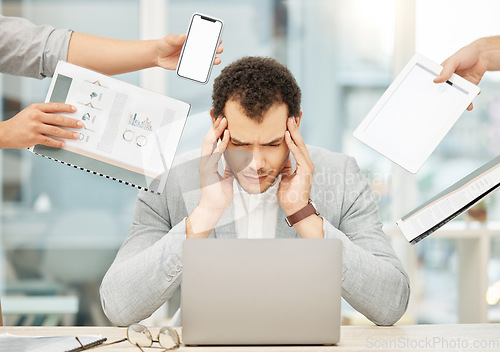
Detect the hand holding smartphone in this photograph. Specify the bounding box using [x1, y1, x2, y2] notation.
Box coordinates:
[176, 13, 224, 84]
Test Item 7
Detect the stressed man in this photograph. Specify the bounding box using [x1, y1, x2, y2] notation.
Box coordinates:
[100, 57, 410, 326]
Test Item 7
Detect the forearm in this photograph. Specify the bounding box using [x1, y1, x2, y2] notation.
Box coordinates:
[474, 36, 500, 72]
[0, 122, 7, 149]
[324, 221, 410, 326]
[67, 32, 158, 75]
[293, 214, 324, 238]
[100, 221, 186, 326]
[186, 205, 226, 238]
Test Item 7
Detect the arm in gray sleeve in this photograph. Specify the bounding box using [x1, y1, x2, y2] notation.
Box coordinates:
[100, 190, 186, 326]
[0, 15, 72, 79]
[323, 157, 410, 326]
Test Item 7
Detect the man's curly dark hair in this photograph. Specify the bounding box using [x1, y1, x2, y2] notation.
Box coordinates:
[212, 57, 301, 123]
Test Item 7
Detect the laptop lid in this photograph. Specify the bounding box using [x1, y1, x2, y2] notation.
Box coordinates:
[182, 239, 342, 345]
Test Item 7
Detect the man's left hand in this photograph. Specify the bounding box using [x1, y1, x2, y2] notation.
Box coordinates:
[278, 117, 315, 216]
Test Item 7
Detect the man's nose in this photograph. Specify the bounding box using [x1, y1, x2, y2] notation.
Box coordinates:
[250, 147, 266, 171]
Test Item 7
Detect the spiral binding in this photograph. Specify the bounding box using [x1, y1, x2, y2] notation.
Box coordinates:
[33, 152, 160, 195]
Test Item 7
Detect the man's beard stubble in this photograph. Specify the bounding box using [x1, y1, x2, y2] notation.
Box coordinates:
[225, 150, 291, 194]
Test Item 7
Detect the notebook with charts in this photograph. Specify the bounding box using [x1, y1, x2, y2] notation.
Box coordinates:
[29, 61, 190, 194]
[397, 155, 500, 244]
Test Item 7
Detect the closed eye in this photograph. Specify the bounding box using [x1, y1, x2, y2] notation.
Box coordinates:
[230, 138, 283, 147]
[262, 138, 284, 147]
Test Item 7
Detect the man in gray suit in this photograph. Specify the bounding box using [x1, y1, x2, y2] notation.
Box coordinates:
[100, 57, 410, 327]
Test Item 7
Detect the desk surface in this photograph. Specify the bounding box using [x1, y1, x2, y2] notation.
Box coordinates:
[1, 324, 499, 351]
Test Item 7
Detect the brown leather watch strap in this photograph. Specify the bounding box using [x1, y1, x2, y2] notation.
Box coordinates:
[285, 199, 319, 227]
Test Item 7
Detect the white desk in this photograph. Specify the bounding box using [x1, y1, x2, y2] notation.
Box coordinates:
[1, 324, 499, 351]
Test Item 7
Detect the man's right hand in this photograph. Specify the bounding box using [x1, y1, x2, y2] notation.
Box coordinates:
[186, 117, 233, 238]
[0, 103, 83, 149]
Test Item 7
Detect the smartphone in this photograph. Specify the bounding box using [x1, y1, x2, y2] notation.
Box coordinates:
[176, 13, 224, 84]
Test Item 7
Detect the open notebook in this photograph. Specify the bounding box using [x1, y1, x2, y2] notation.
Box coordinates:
[29, 61, 190, 194]
[397, 155, 500, 244]
[0, 333, 106, 352]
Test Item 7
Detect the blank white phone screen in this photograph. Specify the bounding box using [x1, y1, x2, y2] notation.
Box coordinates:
[177, 15, 222, 83]
[364, 64, 467, 162]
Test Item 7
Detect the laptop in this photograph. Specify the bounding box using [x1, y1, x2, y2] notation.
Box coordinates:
[181, 238, 342, 346]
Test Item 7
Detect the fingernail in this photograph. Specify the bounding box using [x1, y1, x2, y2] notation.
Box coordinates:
[71, 105, 77, 112]
[73, 132, 80, 139]
[61, 141, 66, 147]
[77, 121, 84, 127]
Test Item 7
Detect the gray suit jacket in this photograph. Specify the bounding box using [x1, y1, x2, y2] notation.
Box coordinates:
[100, 146, 410, 326]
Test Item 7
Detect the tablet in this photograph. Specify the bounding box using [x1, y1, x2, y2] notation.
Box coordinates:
[353, 53, 480, 173]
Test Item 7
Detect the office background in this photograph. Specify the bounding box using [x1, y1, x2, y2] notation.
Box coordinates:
[1, 0, 500, 325]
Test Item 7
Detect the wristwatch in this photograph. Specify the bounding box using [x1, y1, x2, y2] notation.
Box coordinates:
[285, 199, 320, 227]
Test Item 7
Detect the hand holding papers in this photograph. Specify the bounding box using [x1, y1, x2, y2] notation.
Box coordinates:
[30, 61, 190, 194]
[354, 53, 480, 173]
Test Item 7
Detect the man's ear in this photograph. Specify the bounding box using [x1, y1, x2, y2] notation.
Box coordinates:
[210, 108, 218, 125]
[294, 110, 303, 128]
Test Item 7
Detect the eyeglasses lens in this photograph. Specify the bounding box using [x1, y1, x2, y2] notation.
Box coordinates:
[158, 327, 180, 350]
[127, 324, 153, 347]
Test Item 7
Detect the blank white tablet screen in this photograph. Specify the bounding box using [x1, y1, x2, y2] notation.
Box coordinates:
[363, 63, 468, 163]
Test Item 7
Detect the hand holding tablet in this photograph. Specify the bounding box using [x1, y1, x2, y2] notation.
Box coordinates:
[353, 53, 480, 173]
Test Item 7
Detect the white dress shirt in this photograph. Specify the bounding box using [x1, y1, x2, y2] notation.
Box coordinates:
[233, 177, 281, 239]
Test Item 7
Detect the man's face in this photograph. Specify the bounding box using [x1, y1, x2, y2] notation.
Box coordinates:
[215, 100, 300, 194]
